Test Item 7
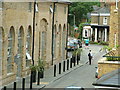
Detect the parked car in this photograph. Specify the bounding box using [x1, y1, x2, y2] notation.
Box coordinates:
[67, 41, 78, 51]
[65, 86, 84, 90]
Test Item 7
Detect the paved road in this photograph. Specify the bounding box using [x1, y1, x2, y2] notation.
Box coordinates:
[45, 44, 106, 89]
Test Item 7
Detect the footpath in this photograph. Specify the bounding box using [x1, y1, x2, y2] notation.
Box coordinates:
[1, 44, 104, 90]
[1, 57, 83, 90]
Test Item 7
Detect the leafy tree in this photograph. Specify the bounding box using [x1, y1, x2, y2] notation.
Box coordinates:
[68, 2, 100, 26]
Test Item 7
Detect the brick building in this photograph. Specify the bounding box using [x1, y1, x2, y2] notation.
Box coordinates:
[91, 4, 110, 42]
[109, 1, 120, 56]
[83, 3, 110, 42]
[0, 1, 69, 86]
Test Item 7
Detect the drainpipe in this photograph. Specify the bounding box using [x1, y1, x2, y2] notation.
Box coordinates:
[32, 1, 36, 65]
[66, 4, 69, 59]
[51, 2, 56, 65]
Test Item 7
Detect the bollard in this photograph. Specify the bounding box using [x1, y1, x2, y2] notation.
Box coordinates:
[67, 59, 69, 70]
[74, 59, 76, 67]
[70, 58, 72, 68]
[63, 61, 65, 72]
[77, 58, 79, 65]
[54, 65, 56, 77]
[13, 82, 16, 90]
[22, 78, 25, 90]
[3, 86, 6, 90]
[59, 63, 61, 74]
[30, 73, 32, 89]
[37, 72, 40, 85]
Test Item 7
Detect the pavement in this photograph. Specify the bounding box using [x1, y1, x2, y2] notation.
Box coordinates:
[1, 44, 104, 90]
[1, 55, 84, 90]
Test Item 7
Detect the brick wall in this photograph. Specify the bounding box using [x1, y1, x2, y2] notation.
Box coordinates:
[118, 2, 120, 56]
[109, 2, 120, 56]
[98, 58, 120, 77]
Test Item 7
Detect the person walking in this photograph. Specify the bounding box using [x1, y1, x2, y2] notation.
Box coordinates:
[88, 50, 93, 65]
[85, 38, 89, 48]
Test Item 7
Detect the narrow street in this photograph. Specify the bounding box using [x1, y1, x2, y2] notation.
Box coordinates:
[45, 44, 105, 88]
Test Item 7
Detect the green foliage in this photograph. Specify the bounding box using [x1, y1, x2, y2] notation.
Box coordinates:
[72, 50, 77, 56]
[99, 41, 109, 45]
[116, 45, 120, 48]
[76, 48, 82, 55]
[69, 2, 100, 26]
[107, 57, 120, 61]
[89, 41, 98, 44]
[37, 58, 45, 73]
[103, 46, 112, 51]
[30, 65, 37, 71]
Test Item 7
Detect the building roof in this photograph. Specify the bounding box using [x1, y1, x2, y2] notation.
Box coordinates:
[92, 5, 110, 14]
[93, 69, 120, 88]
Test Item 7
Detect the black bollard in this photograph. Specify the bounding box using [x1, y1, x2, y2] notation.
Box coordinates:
[59, 63, 61, 74]
[3, 86, 6, 90]
[70, 58, 72, 68]
[67, 59, 69, 70]
[37, 72, 40, 85]
[30, 72, 32, 89]
[74, 58, 76, 67]
[63, 61, 65, 72]
[22, 78, 25, 90]
[13, 82, 16, 90]
[54, 65, 56, 77]
[77, 58, 79, 65]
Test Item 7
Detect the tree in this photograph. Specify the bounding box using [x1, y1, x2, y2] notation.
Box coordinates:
[68, 2, 100, 26]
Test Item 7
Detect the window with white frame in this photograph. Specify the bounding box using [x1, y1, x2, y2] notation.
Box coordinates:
[26, 27, 32, 67]
[7, 28, 13, 73]
[103, 17, 107, 25]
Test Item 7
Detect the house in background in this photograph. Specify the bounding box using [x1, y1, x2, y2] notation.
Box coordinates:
[82, 3, 110, 43]
[91, 3, 110, 42]
[0, 0, 69, 86]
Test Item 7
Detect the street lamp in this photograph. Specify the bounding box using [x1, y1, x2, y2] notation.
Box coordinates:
[68, 14, 75, 27]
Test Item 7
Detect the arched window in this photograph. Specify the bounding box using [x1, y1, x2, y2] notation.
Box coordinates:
[58, 24, 62, 57]
[62, 25, 66, 59]
[14, 26, 24, 76]
[7, 27, 14, 73]
[40, 19, 48, 60]
[26, 26, 32, 67]
[53, 25, 57, 58]
[41, 31, 46, 60]
[0, 28, 3, 76]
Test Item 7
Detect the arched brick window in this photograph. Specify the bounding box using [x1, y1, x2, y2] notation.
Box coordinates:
[7, 26, 15, 73]
[40, 19, 48, 60]
[26, 26, 32, 67]
[0, 27, 4, 76]
[58, 24, 62, 58]
[14, 26, 24, 76]
[53, 25, 57, 58]
[62, 24, 66, 59]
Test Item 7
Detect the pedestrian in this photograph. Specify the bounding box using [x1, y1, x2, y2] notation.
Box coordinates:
[88, 50, 93, 65]
[85, 38, 89, 48]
